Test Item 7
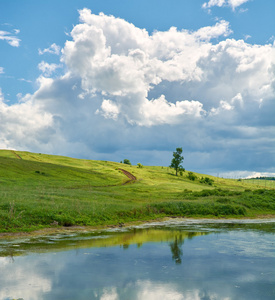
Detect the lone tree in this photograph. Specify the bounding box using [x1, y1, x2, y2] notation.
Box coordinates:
[123, 159, 131, 165]
[170, 147, 184, 176]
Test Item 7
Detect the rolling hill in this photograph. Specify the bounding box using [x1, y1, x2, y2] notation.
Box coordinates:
[0, 150, 274, 233]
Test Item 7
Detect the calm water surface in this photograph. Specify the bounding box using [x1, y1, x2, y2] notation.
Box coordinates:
[0, 219, 274, 300]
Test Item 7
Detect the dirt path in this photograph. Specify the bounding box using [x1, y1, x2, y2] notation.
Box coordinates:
[118, 168, 136, 183]
[11, 150, 22, 159]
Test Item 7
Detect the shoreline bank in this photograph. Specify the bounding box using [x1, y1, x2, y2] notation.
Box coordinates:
[1, 215, 274, 239]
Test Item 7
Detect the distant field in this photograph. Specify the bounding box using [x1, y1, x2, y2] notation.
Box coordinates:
[0, 150, 274, 233]
[243, 179, 275, 189]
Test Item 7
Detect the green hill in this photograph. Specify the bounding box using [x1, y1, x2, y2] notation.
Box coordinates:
[0, 150, 274, 233]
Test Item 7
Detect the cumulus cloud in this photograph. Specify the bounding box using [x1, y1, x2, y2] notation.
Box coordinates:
[0, 256, 52, 300]
[38, 61, 62, 77]
[0, 29, 20, 47]
[0, 9, 274, 175]
[202, 0, 250, 11]
[194, 20, 232, 40]
[61, 10, 233, 126]
[0, 67, 4, 74]
[39, 43, 61, 55]
[202, 0, 226, 9]
[135, 280, 186, 300]
[100, 287, 119, 300]
[0, 88, 55, 150]
[138, 96, 205, 126]
[97, 99, 120, 120]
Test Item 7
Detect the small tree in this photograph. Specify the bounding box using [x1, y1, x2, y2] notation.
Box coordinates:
[123, 159, 131, 165]
[170, 147, 184, 176]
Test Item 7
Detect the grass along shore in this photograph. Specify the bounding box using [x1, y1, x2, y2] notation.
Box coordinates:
[0, 150, 274, 233]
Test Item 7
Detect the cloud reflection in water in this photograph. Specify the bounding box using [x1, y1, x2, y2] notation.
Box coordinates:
[0, 223, 274, 300]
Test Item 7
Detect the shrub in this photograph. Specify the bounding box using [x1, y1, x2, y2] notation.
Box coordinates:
[200, 177, 214, 185]
[123, 159, 131, 165]
[187, 172, 197, 181]
[216, 197, 231, 204]
[179, 167, 185, 176]
[137, 163, 143, 168]
[150, 201, 247, 217]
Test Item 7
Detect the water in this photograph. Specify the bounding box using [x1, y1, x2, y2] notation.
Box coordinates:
[0, 219, 274, 300]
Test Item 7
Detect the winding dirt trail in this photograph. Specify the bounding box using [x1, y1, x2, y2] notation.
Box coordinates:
[11, 150, 22, 159]
[118, 168, 136, 184]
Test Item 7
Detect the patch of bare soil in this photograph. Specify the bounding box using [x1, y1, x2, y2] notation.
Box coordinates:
[11, 150, 22, 159]
[118, 168, 136, 184]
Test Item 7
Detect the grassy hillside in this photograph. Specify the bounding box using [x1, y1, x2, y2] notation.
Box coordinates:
[0, 150, 274, 233]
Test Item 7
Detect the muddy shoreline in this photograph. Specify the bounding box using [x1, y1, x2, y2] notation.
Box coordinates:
[1, 215, 274, 239]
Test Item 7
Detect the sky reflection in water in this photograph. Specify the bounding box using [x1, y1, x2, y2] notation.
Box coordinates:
[0, 220, 274, 300]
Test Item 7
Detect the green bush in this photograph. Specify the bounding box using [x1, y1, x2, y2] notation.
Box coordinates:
[179, 167, 185, 176]
[150, 201, 247, 217]
[187, 172, 197, 181]
[200, 177, 214, 185]
[123, 159, 131, 165]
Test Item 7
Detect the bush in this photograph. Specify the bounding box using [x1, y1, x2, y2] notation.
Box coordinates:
[187, 172, 197, 181]
[216, 197, 231, 204]
[179, 167, 185, 176]
[200, 177, 214, 185]
[137, 163, 143, 168]
[150, 201, 247, 217]
[123, 159, 131, 165]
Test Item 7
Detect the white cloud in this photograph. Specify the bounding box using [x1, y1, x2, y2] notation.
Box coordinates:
[0, 67, 4, 74]
[0, 9, 274, 175]
[97, 99, 120, 120]
[18, 78, 32, 83]
[245, 172, 275, 179]
[0, 256, 52, 300]
[0, 29, 20, 47]
[218, 170, 275, 179]
[210, 100, 234, 115]
[39, 43, 61, 55]
[202, 0, 249, 11]
[0, 88, 55, 150]
[228, 0, 249, 10]
[139, 96, 205, 126]
[61, 11, 234, 126]
[194, 20, 232, 41]
[202, 0, 226, 9]
[136, 280, 185, 300]
[133, 280, 230, 300]
[0, 88, 3, 101]
[100, 287, 119, 300]
[38, 61, 62, 77]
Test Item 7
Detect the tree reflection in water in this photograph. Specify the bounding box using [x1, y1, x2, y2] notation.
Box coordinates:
[170, 232, 198, 264]
[170, 235, 184, 264]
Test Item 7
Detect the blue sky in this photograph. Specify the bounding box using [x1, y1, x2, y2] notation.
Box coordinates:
[0, 0, 274, 177]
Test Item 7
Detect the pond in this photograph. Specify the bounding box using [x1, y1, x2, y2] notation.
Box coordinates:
[0, 219, 274, 300]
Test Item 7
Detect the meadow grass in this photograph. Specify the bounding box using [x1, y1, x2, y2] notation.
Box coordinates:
[0, 150, 274, 233]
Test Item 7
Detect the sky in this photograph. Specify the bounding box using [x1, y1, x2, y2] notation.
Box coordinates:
[0, 0, 274, 178]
